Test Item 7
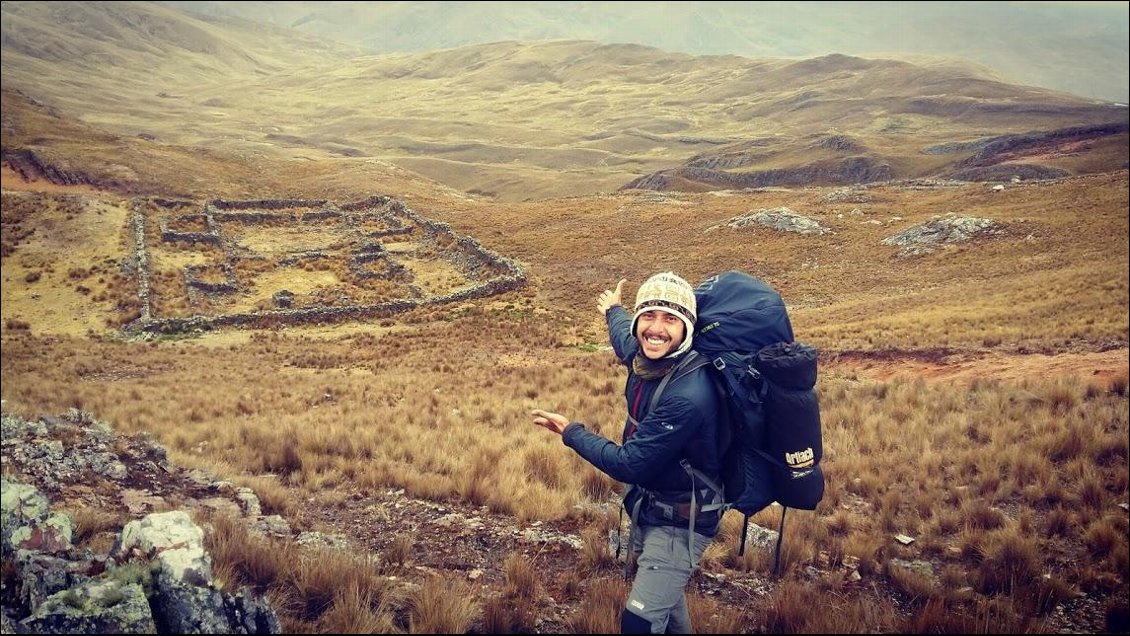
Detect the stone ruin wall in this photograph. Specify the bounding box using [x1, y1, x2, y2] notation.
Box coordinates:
[126, 195, 527, 335]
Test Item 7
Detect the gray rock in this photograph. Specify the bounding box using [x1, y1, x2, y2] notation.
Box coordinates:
[21, 580, 157, 634]
[2, 479, 54, 552]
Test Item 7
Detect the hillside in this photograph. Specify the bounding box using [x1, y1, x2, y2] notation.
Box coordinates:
[0, 2, 1127, 634]
[160, 0, 1130, 104]
[2, 167, 1127, 633]
[2, 2, 1126, 201]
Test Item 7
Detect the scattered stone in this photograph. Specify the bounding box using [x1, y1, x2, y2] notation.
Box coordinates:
[881, 212, 1003, 257]
[890, 558, 935, 579]
[713, 207, 831, 235]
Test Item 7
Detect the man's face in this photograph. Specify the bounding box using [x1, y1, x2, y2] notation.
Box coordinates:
[635, 309, 685, 360]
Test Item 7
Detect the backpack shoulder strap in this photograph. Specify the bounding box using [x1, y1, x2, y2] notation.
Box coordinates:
[645, 350, 712, 414]
[646, 350, 729, 495]
[633, 350, 726, 572]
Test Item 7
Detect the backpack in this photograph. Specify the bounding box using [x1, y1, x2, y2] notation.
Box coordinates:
[654, 271, 825, 571]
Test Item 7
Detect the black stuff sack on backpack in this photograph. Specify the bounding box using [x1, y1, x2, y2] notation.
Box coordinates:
[754, 341, 824, 510]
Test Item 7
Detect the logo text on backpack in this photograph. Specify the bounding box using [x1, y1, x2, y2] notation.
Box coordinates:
[785, 447, 815, 468]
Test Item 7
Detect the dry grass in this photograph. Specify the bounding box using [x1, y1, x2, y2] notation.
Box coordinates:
[5, 320, 1125, 631]
[202, 512, 415, 632]
[1, 100, 1127, 635]
[4, 0, 1128, 207]
[409, 574, 479, 634]
[62, 505, 130, 548]
[564, 575, 626, 634]
[476, 552, 543, 633]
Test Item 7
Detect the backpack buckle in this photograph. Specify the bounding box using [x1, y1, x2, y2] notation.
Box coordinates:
[712, 357, 726, 370]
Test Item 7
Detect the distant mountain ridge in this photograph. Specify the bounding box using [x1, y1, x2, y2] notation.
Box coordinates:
[1, 1, 1127, 201]
[158, 0, 1130, 104]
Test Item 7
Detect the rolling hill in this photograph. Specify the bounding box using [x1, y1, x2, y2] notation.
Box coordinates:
[1, 2, 1127, 634]
[2, 1, 1126, 201]
[161, 0, 1130, 104]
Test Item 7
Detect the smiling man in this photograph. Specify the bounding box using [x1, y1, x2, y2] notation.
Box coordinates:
[532, 272, 726, 634]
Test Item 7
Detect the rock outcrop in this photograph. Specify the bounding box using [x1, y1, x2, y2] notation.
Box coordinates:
[1, 409, 282, 634]
[622, 156, 893, 192]
[881, 213, 1004, 257]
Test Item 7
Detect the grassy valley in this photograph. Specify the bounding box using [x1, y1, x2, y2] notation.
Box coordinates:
[1, 2, 1127, 633]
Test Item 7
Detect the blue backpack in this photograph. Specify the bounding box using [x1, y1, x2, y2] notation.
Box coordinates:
[657, 271, 825, 566]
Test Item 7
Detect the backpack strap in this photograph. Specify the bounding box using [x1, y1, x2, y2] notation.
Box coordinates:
[623, 485, 643, 579]
[645, 351, 725, 505]
[739, 512, 750, 555]
[658, 351, 792, 575]
[633, 351, 727, 569]
[730, 508, 786, 576]
[678, 459, 725, 505]
[645, 350, 712, 414]
[680, 459, 727, 568]
[623, 351, 711, 439]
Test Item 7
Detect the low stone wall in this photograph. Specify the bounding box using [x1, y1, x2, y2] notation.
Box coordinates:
[299, 210, 340, 223]
[158, 213, 222, 245]
[211, 211, 295, 224]
[124, 194, 527, 335]
[211, 198, 328, 210]
[278, 251, 329, 266]
[184, 263, 238, 293]
[350, 249, 412, 282]
[130, 207, 153, 323]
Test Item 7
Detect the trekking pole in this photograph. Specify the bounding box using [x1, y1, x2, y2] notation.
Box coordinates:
[773, 506, 788, 578]
[738, 513, 750, 555]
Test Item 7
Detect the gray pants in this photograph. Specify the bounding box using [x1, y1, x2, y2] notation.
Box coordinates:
[625, 524, 714, 634]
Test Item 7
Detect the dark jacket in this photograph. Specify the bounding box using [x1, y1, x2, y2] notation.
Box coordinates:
[563, 306, 724, 533]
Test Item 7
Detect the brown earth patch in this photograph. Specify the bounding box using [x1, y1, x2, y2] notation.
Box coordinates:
[827, 347, 1128, 385]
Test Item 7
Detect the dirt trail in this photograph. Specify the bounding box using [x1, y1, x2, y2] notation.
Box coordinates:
[827, 348, 1128, 385]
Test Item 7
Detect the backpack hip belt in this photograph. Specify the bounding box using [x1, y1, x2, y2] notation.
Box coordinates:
[645, 486, 724, 522]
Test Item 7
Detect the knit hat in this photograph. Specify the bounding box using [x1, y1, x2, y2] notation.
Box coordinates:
[632, 271, 697, 358]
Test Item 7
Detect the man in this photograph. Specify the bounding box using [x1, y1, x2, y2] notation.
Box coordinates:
[532, 272, 725, 634]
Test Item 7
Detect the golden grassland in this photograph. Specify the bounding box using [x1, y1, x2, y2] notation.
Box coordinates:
[2, 315, 1126, 633]
[1, 168, 1127, 632]
[2, 7, 1127, 627]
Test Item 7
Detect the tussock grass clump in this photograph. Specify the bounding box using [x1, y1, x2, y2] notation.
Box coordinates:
[202, 512, 405, 632]
[310, 581, 401, 635]
[971, 527, 1042, 596]
[204, 513, 299, 592]
[63, 505, 129, 547]
[381, 534, 414, 570]
[475, 552, 542, 633]
[409, 574, 478, 635]
[481, 592, 537, 634]
[566, 575, 625, 634]
[687, 593, 746, 634]
[502, 551, 540, 600]
[578, 523, 618, 573]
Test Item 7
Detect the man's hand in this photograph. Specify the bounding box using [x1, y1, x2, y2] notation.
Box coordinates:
[597, 279, 627, 317]
[531, 409, 570, 436]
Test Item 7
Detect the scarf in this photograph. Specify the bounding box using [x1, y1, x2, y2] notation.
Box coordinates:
[632, 354, 678, 381]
